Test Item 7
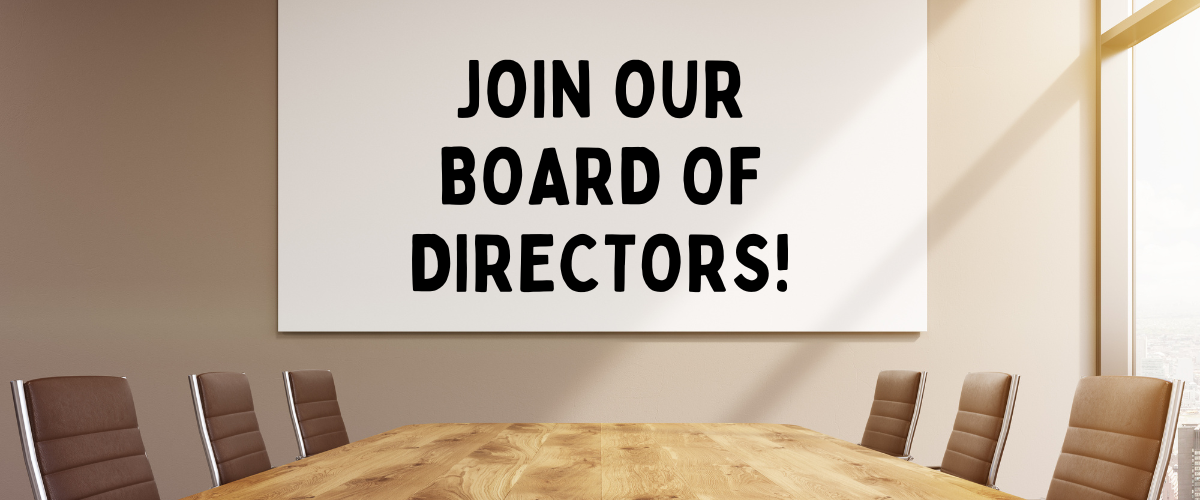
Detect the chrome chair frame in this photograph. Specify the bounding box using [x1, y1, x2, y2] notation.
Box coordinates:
[1148, 379, 1186, 500]
[188, 374, 221, 488]
[898, 371, 928, 461]
[282, 371, 309, 460]
[986, 374, 1021, 489]
[11, 380, 49, 500]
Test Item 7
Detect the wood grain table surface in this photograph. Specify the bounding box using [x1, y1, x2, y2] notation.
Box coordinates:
[181, 423, 1023, 500]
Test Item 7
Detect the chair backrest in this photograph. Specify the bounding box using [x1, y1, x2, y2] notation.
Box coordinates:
[1048, 376, 1184, 500]
[10, 376, 160, 500]
[283, 370, 350, 458]
[189, 372, 272, 487]
[940, 372, 1020, 487]
[861, 370, 928, 459]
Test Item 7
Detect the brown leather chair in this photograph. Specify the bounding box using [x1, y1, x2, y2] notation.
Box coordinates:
[935, 372, 1020, 487]
[860, 370, 928, 460]
[188, 372, 272, 487]
[10, 376, 160, 500]
[1048, 376, 1184, 500]
[283, 370, 350, 458]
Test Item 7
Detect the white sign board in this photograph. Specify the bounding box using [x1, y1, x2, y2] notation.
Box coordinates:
[279, 1, 927, 332]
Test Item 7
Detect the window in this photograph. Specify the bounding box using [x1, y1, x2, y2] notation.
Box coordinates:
[1133, 5, 1200, 414]
[1098, 0, 1200, 376]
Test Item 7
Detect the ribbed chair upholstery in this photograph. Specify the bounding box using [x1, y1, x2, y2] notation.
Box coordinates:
[938, 372, 1020, 487]
[860, 370, 928, 459]
[189, 372, 272, 487]
[283, 370, 350, 458]
[1048, 376, 1184, 500]
[10, 376, 160, 500]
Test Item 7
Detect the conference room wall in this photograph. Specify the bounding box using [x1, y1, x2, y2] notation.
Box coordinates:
[0, 1, 1095, 499]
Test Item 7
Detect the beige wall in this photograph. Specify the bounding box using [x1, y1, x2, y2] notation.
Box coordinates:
[0, 1, 1096, 499]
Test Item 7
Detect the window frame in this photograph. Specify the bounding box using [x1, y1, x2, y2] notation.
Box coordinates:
[1098, 0, 1200, 376]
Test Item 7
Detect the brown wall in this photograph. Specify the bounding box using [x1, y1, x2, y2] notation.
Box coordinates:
[0, 1, 1095, 498]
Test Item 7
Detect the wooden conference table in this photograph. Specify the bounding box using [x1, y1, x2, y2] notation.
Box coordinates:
[182, 423, 1021, 500]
